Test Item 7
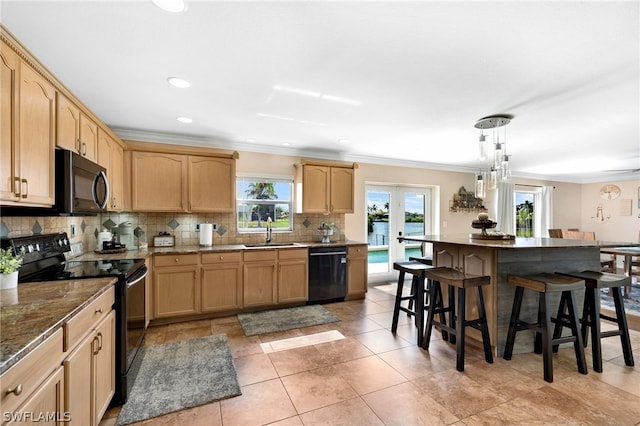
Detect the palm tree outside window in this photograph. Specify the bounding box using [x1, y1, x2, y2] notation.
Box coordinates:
[237, 176, 293, 232]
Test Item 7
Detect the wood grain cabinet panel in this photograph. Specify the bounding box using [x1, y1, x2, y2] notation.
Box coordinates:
[188, 155, 235, 212]
[278, 249, 308, 303]
[56, 92, 80, 153]
[347, 245, 367, 299]
[97, 128, 125, 211]
[153, 254, 200, 318]
[298, 164, 354, 213]
[201, 252, 243, 312]
[131, 151, 187, 212]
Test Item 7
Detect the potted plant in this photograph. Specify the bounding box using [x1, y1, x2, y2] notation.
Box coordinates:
[0, 247, 23, 290]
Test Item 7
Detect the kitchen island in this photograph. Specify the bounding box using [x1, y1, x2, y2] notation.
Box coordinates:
[398, 234, 639, 355]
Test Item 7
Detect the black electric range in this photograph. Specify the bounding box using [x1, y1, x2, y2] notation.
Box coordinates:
[1, 232, 148, 406]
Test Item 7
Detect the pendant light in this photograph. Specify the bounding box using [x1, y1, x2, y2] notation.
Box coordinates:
[474, 114, 513, 197]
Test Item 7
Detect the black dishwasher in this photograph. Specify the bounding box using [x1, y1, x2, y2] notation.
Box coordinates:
[308, 246, 348, 303]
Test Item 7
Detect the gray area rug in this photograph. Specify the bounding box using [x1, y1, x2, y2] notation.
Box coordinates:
[238, 304, 340, 336]
[116, 334, 241, 426]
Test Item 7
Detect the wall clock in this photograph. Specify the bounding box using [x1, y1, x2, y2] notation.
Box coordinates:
[599, 184, 621, 200]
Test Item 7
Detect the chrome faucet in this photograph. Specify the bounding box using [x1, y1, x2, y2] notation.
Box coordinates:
[266, 217, 272, 244]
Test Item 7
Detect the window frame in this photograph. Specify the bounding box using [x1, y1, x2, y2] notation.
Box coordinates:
[236, 174, 294, 234]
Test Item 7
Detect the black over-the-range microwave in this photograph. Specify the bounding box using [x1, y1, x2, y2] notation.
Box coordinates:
[55, 148, 109, 215]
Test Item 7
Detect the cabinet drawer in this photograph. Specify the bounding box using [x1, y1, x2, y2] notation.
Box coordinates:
[0, 328, 64, 416]
[64, 287, 114, 351]
[348, 245, 367, 259]
[278, 248, 308, 260]
[154, 254, 199, 267]
[243, 250, 277, 262]
[201, 251, 242, 264]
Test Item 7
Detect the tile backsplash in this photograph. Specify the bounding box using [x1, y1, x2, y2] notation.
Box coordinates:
[1, 212, 346, 251]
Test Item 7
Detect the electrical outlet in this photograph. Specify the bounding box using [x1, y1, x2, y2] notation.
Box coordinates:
[195, 224, 200, 232]
[70, 224, 76, 237]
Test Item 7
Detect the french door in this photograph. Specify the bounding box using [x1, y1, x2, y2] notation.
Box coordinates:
[366, 185, 433, 283]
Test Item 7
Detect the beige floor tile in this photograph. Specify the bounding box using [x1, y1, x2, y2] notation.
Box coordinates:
[280, 366, 358, 414]
[138, 402, 222, 426]
[299, 397, 384, 426]
[234, 353, 279, 386]
[162, 325, 214, 344]
[378, 346, 452, 380]
[462, 400, 557, 425]
[315, 336, 374, 364]
[342, 300, 392, 316]
[334, 355, 407, 395]
[461, 357, 546, 400]
[144, 324, 168, 346]
[592, 361, 640, 397]
[353, 328, 413, 353]
[412, 370, 507, 418]
[220, 379, 296, 426]
[258, 328, 304, 344]
[266, 415, 304, 425]
[365, 287, 396, 302]
[332, 317, 385, 336]
[211, 322, 246, 338]
[261, 330, 345, 353]
[365, 310, 398, 328]
[227, 334, 264, 359]
[268, 345, 330, 376]
[323, 304, 363, 322]
[166, 319, 212, 333]
[362, 381, 459, 426]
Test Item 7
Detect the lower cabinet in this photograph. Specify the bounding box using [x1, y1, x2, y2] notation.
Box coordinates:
[243, 250, 277, 308]
[11, 366, 66, 425]
[153, 254, 200, 318]
[277, 248, 308, 303]
[64, 310, 115, 426]
[347, 245, 368, 299]
[201, 251, 243, 312]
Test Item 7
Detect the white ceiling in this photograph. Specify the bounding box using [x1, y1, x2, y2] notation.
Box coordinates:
[2, 1, 639, 183]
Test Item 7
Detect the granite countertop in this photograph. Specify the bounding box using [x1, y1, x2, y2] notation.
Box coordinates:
[399, 234, 640, 249]
[0, 277, 116, 374]
[76, 240, 368, 260]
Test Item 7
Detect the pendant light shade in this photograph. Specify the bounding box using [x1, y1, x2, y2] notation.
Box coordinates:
[473, 114, 513, 197]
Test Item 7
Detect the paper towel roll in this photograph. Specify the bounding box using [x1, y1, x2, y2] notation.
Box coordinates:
[199, 223, 213, 246]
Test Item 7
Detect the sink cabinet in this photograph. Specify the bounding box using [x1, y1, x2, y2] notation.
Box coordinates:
[277, 248, 308, 303]
[243, 250, 278, 308]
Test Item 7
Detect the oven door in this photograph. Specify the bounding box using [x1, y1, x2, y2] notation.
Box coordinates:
[126, 265, 148, 370]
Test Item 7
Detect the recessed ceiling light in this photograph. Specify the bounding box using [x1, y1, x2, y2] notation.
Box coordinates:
[167, 77, 191, 88]
[152, 0, 187, 13]
[177, 117, 192, 124]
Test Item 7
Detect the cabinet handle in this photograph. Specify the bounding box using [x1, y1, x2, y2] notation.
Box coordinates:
[76, 139, 81, 152]
[95, 307, 104, 314]
[97, 332, 103, 351]
[21, 179, 28, 198]
[219, 256, 224, 260]
[175, 258, 180, 262]
[6, 384, 23, 396]
[81, 142, 87, 156]
[112, 196, 117, 208]
[92, 336, 100, 355]
[13, 177, 20, 197]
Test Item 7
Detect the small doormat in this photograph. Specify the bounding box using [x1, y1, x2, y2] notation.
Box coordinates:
[116, 334, 241, 426]
[238, 305, 340, 336]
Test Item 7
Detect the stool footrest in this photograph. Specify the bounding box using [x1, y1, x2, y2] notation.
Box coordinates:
[601, 330, 624, 339]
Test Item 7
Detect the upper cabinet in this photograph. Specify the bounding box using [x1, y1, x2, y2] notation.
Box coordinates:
[56, 93, 98, 162]
[127, 142, 237, 213]
[97, 128, 125, 211]
[0, 41, 55, 207]
[295, 161, 355, 214]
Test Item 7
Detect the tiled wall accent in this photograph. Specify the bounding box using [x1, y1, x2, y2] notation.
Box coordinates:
[1, 212, 346, 249]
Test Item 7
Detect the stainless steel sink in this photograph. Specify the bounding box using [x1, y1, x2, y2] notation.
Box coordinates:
[243, 243, 298, 248]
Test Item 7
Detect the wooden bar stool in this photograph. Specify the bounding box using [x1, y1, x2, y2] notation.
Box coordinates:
[422, 268, 493, 372]
[504, 273, 587, 382]
[392, 261, 435, 346]
[558, 271, 634, 372]
[407, 255, 433, 311]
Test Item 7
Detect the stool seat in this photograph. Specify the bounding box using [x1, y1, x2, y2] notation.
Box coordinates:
[422, 267, 493, 372]
[558, 270, 634, 372]
[391, 261, 435, 346]
[504, 273, 587, 382]
[409, 255, 433, 266]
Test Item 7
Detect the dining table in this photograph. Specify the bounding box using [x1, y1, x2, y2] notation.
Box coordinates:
[397, 233, 640, 356]
[600, 246, 640, 298]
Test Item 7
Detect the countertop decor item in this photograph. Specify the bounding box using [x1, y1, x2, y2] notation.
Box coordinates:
[0, 247, 23, 290]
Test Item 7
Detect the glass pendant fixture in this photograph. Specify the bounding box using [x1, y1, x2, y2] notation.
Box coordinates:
[475, 172, 486, 198]
[478, 133, 488, 161]
[473, 114, 513, 195]
[501, 155, 511, 180]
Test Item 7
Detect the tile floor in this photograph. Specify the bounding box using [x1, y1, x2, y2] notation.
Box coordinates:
[100, 283, 640, 426]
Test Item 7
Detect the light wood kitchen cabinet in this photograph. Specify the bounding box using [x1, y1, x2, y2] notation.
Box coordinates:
[78, 113, 98, 162]
[0, 329, 65, 422]
[201, 251, 243, 313]
[347, 245, 368, 299]
[243, 250, 277, 308]
[56, 92, 81, 153]
[64, 310, 115, 426]
[97, 128, 125, 211]
[153, 254, 200, 318]
[277, 248, 308, 303]
[0, 43, 55, 207]
[9, 366, 65, 425]
[131, 151, 187, 212]
[297, 164, 354, 213]
[188, 155, 235, 212]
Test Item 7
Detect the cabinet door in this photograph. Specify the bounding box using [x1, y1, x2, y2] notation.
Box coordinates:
[12, 366, 65, 426]
[188, 156, 235, 212]
[56, 92, 80, 153]
[131, 152, 187, 211]
[78, 113, 98, 161]
[153, 266, 200, 318]
[302, 165, 330, 213]
[434, 244, 458, 269]
[330, 167, 354, 213]
[93, 311, 115, 426]
[98, 129, 124, 211]
[278, 259, 308, 303]
[17, 61, 55, 206]
[347, 245, 367, 298]
[0, 45, 18, 202]
[64, 330, 93, 426]
[201, 263, 243, 312]
[243, 261, 277, 308]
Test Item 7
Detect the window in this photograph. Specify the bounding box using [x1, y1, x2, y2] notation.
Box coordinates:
[237, 176, 293, 232]
[515, 191, 535, 237]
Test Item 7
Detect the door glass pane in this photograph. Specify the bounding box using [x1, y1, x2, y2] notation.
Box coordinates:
[404, 193, 425, 261]
[515, 192, 535, 237]
[367, 191, 390, 274]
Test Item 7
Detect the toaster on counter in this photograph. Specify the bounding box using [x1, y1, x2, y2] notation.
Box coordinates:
[153, 233, 175, 247]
